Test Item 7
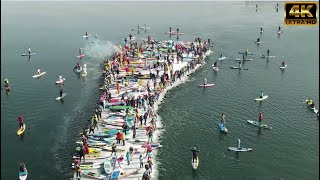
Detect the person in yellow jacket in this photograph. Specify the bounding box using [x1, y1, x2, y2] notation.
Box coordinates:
[121, 132, 126, 146]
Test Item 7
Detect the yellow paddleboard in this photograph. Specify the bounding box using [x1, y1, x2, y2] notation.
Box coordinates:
[17, 124, 26, 136]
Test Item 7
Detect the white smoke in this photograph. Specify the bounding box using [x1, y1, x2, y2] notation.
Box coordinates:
[83, 40, 119, 60]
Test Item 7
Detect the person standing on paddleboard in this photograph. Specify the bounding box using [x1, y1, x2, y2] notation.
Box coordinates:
[267, 49, 270, 57]
[260, 27, 263, 32]
[28, 48, 31, 55]
[260, 91, 264, 98]
[176, 28, 179, 34]
[203, 78, 207, 86]
[169, 27, 172, 33]
[213, 61, 218, 67]
[221, 114, 226, 124]
[256, 38, 260, 43]
[59, 89, 63, 98]
[191, 147, 200, 163]
[37, 69, 41, 75]
[259, 112, 263, 124]
[278, 26, 281, 32]
[220, 54, 223, 58]
[281, 61, 286, 67]
[17, 116, 24, 129]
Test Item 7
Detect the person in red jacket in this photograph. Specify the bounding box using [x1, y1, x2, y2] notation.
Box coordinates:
[17, 116, 24, 128]
[116, 131, 122, 144]
[259, 112, 263, 124]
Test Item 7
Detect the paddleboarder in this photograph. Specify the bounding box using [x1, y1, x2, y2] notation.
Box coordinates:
[59, 89, 64, 98]
[213, 61, 218, 67]
[221, 114, 226, 124]
[37, 69, 41, 75]
[267, 49, 270, 57]
[281, 61, 286, 67]
[256, 38, 261, 43]
[191, 146, 200, 163]
[259, 112, 263, 124]
[260, 91, 264, 98]
[203, 78, 207, 86]
[17, 116, 24, 129]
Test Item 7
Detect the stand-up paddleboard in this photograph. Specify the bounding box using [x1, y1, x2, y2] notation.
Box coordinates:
[17, 124, 26, 136]
[218, 123, 228, 133]
[76, 54, 85, 58]
[238, 52, 254, 55]
[247, 120, 272, 129]
[255, 95, 268, 101]
[22, 53, 36, 56]
[235, 58, 253, 61]
[255, 41, 262, 44]
[165, 31, 176, 34]
[55, 78, 65, 84]
[217, 56, 226, 60]
[260, 55, 275, 58]
[228, 147, 253, 152]
[32, 72, 46, 78]
[18, 165, 28, 180]
[139, 26, 151, 30]
[56, 93, 67, 101]
[83, 34, 91, 38]
[171, 32, 185, 35]
[191, 156, 199, 170]
[198, 84, 214, 87]
[212, 66, 219, 71]
[277, 30, 283, 34]
[103, 159, 112, 174]
[81, 171, 106, 179]
[280, 65, 287, 69]
[230, 66, 241, 69]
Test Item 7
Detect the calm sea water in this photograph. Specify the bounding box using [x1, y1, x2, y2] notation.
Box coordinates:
[1, 1, 318, 180]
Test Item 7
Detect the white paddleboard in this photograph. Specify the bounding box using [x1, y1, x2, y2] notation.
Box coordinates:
[280, 65, 287, 69]
[32, 72, 46, 78]
[55, 78, 65, 84]
[198, 84, 214, 87]
[217, 56, 226, 60]
[230, 66, 241, 69]
[22, 53, 36, 56]
[212, 66, 219, 71]
[56, 93, 67, 100]
[255, 41, 262, 44]
[255, 95, 268, 101]
[260, 55, 275, 58]
[191, 156, 199, 170]
[228, 147, 252, 152]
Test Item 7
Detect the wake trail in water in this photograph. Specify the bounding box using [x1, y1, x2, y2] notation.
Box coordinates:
[84, 40, 119, 60]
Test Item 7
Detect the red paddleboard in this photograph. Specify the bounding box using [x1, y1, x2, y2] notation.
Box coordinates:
[198, 84, 214, 87]
[76, 54, 85, 58]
